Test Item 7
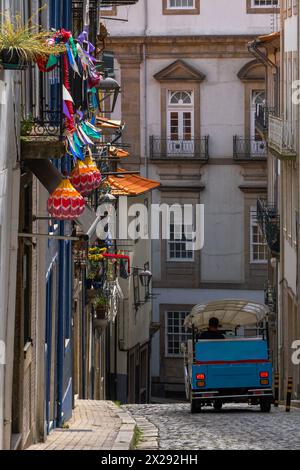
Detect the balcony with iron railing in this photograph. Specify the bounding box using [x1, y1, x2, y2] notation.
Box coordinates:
[257, 199, 280, 257]
[268, 115, 297, 160]
[233, 136, 267, 161]
[20, 65, 65, 161]
[149, 136, 209, 161]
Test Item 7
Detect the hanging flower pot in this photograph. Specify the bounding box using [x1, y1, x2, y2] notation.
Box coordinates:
[47, 178, 85, 220]
[84, 152, 102, 191]
[70, 160, 95, 196]
[0, 12, 65, 71]
[0, 48, 27, 70]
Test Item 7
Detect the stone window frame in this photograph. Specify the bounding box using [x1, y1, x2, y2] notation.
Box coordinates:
[246, 0, 279, 14]
[162, 0, 200, 15]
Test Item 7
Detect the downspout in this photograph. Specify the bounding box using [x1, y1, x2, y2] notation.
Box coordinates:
[248, 39, 280, 112]
[143, 0, 149, 178]
[249, 38, 281, 379]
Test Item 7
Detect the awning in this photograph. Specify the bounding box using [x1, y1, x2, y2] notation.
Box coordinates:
[26, 159, 100, 241]
[109, 146, 129, 158]
[184, 299, 270, 330]
[96, 116, 122, 130]
[257, 31, 280, 44]
[108, 168, 160, 196]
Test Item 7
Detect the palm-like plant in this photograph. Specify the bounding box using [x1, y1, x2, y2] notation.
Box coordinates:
[0, 10, 65, 67]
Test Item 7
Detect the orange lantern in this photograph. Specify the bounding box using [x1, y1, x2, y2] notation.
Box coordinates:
[84, 152, 102, 191]
[47, 178, 85, 220]
[70, 160, 95, 196]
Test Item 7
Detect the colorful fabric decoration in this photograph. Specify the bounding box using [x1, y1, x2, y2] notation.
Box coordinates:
[47, 179, 85, 220]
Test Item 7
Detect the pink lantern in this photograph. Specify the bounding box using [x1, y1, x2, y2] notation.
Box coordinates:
[47, 178, 85, 220]
[84, 151, 102, 191]
[70, 160, 95, 196]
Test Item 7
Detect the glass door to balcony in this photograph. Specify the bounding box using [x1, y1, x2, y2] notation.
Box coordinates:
[167, 91, 194, 157]
[251, 90, 267, 158]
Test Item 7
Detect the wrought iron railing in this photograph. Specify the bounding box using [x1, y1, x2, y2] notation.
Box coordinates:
[233, 136, 267, 160]
[256, 105, 277, 135]
[268, 115, 297, 158]
[72, 1, 98, 44]
[150, 136, 209, 160]
[257, 199, 280, 257]
[21, 63, 63, 140]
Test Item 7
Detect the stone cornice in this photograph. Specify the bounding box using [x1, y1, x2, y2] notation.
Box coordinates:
[239, 184, 267, 193]
[107, 35, 261, 60]
[159, 185, 205, 192]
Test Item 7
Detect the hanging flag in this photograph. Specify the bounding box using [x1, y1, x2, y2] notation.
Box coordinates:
[63, 85, 74, 103]
[63, 101, 72, 120]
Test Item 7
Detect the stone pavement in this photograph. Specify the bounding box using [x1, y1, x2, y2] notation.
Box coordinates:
[124, 403, 300, 450]
[28, 400, 136, 451]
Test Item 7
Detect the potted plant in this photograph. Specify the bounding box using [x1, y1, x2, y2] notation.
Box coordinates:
[21, 114, 34, 136]
[0, 12, 64, 70]
[93, 294, 108, 320]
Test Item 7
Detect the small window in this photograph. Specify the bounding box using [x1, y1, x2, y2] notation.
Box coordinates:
[163, 0, 200, 15]
[250, 208, 268, 264]
[166, 311, 191, 357]
[248, 0, 279, 12]
[169, 0, 195, 8]
[169, 91, 193, 106]
[168, 224, 194, 261]
[252, 0, 278, 6]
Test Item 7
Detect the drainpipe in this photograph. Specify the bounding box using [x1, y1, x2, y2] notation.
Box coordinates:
[249, 37, 281, 381]
[143, 0, 149, 178]
[248, 39, 280, 113]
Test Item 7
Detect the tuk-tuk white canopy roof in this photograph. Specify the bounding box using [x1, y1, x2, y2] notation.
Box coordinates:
[184, 299, 269, 330]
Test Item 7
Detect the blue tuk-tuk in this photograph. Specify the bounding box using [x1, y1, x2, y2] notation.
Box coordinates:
[183, 300, 273, 413]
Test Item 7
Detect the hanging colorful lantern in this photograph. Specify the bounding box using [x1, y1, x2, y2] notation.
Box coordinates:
[84, 151, 102, 191]
[70, 160, 95, 196]
[47, 178, 85, 220]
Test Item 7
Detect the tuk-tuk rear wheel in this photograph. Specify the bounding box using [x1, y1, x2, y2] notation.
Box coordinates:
[213, 401, 223, 411]
[260, 399, 272, 413]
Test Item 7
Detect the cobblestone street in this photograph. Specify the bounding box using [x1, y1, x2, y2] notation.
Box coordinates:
[125, 403, 300, 450]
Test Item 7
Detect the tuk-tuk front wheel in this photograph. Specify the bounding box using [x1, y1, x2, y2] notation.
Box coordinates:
[260, 399, 272, 413]
[191, 399, 201, 413]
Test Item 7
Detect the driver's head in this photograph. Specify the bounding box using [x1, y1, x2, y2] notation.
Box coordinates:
[209, 317, 220, 330]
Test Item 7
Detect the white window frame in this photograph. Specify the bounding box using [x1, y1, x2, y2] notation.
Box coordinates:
[251, 0, 279, 7]
[168, 0, 195, 9]
[165, 311, 191, 358]
[168, 223, 195, 262]
[167, 90, 194, 142]
[250, 208, 268, 264]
